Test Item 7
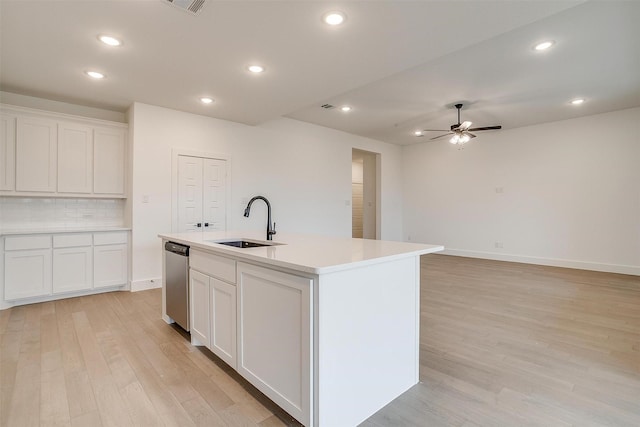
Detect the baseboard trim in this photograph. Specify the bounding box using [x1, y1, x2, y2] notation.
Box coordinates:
[441, 249, 639, 276]
[131, 277, 162, 292]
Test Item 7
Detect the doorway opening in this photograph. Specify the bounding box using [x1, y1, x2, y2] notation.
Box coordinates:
[352, 149, 379, 239]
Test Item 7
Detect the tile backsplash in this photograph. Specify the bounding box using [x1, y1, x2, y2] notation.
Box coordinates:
[0, 197, 125, 230]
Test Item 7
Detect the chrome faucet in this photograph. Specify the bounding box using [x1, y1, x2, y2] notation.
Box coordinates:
[243, 196, 276, 241]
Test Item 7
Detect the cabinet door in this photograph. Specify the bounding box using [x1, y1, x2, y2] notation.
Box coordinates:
[236, 263, 312, 425]
[53, 246, 93, 294]
[94, 127, 125, 195]
[210, 277, 236, 368]
[16, 116, 57, 192]
[0, 113, 16, 191]
[93, 244, 127, 288]
[189, 269, 210, 347]
[58, 123, 93, 193]
[4, 249, 52, 300]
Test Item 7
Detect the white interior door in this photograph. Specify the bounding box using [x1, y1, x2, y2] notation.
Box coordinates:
[177, 155, 226, 232]
[202, 158, 226, 231]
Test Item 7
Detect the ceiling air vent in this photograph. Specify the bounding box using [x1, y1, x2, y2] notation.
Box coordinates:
[321, 104, 335, 110]
[164, 0, 206, 15]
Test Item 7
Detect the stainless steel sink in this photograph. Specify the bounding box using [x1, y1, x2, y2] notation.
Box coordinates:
[207, 239, 284, 248]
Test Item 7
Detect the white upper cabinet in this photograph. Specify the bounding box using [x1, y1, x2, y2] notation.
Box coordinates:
[58, 122, 93, 193]
[0, 105, 127, 198]
[16, 116, 57, 192]
[94, 127, 126, 195]
[0, 113, 16, 191]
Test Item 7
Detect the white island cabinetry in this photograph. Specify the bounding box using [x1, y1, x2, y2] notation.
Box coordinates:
[160, 231, 443, 427]
[189, 249, 237, 367]
[237, 262, 312, 424]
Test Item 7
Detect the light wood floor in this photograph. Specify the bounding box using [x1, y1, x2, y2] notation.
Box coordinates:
[1, 254, 638, 426]
[365, 255, 640, 427]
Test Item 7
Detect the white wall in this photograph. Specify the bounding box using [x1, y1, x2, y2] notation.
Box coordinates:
[403, 107, 640, 275]
[130, 103, 404, 285]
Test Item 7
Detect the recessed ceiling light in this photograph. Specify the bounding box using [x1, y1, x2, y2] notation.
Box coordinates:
[98, 35, 122, 47]
[570, 98, 585, 105]
[200, 97, 214, 104]
[248, 65, 265, 73]
[414, 131, 423, 137]
[533, 40, 555, 51]
[340, 106, 352, 112]
[85, 70, 105, 79]
[323, 11, 346, 26]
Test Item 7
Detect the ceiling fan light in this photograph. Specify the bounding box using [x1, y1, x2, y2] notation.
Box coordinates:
[323, 11, 346, 26]
[450, 134, 460, 144]
[85, 70, 105, 79]
[534, 40, 555, 51]
[98, 35, 122, 47]
[460, 134, 471, 143]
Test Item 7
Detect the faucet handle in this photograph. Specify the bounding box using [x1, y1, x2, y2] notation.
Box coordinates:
[270, 222, 277, 236]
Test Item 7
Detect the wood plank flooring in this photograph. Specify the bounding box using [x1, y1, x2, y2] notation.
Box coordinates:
[1, 254, 639, 426]
[365, 255, 640, 427]
[0, 288, 294, 427]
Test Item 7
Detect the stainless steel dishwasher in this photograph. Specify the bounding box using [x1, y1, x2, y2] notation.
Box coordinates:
[164, 241, 190, 331]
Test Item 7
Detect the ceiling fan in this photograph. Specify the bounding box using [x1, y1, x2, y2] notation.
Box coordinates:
[416, 103, 502, 145]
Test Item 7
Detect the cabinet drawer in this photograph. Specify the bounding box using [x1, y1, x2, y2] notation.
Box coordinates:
[190, 250, 236, 284]
[93, 231, 127, 245]
[5, 235, 51, 251]
[53, 233, 92, 248]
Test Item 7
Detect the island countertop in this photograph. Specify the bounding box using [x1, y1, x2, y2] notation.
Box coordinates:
[158, 230, 443, 274]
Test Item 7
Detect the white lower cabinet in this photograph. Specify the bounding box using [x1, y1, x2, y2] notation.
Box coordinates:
[189, 269, 211, 347]
[236, 262, 312, 426]
[52, 233, 93, 294]
[53, 246, 93, 294]
[210, 277, 236, 368]
[4, 249, 52, 300]
[93, 231, 128, 289]
[2, 231, 128, 305]
[189, 265, 237, 367]
[93, 244, 127, 288]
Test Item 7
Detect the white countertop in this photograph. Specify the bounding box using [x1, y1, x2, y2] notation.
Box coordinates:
[0, 226, 131, 236]
[159, 230, 443, 274]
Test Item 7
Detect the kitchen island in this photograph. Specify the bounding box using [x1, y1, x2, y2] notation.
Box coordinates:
[158, 231, 443, 427]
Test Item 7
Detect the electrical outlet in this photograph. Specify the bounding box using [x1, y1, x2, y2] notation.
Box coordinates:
[142, 195, 149, 203]
[495, 187, 504, 194]
[494, 242, 503, 249]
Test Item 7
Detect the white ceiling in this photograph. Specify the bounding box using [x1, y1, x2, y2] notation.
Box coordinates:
[1, 1, 638, 146]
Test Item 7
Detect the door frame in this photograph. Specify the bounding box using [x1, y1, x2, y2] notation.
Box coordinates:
[171, 148, 231, 233]
[351, 148, 381, 240]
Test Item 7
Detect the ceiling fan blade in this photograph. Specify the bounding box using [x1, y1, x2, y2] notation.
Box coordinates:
[430, 133, 453, 140]
[458, 121, 472, 131]
[467, 132, 477, 138]
[421, 129, 450, 132]
[467, 125, 502, 131]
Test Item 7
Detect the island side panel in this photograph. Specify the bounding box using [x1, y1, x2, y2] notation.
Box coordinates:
[315, 256, 420, 427]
